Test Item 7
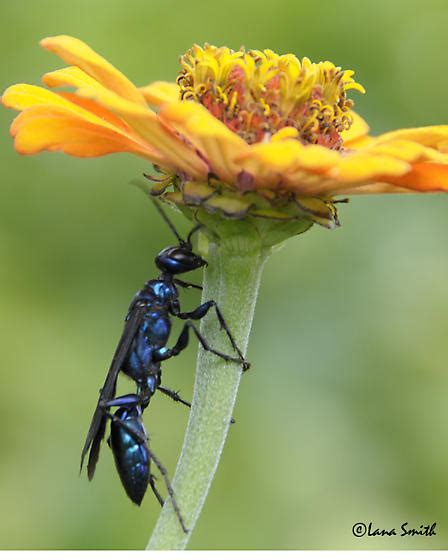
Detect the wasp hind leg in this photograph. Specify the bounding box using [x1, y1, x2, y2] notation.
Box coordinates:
[149, 474, 164, 507]
[106, 412, 188, 534]
[148, 448, 189, 534]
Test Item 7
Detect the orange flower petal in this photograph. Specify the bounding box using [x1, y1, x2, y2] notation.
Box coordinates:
[139, 81, 179, 106]
[9, 106, 161, 159]
[40, 35, 146, 106]
[3, 85, 168, 164]
[59, 92, 131, 130]
[43, 71, 158, 137]
[377, 162, 448, 193]
[314, 162, 448, 196]
[322, 139, 448, 195]
[76, 85, 207, 179]
[334, 163, 448, 195]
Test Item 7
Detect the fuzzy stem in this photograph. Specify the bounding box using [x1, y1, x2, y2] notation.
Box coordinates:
[147, 233, 267, 550]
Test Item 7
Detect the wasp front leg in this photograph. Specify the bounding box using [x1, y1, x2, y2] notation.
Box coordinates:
[155, 320, 249, 370]
[173, 301, 250, 371]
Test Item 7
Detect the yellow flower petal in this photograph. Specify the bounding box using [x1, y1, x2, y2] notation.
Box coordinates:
[6, 36, 448, 205]
[341, 111, 370, 146]
[160, 101, 247, 184]
[335, 183, 414, 195]
[3, 82, 125, 130]
[139, 81, 180, 106]
[374, 125, 448, 151]
[43, 66, 101, 90]
[234, 140, 340, 188]
[238, 140, 340, 171]
[40, 35, 146, 106]
[330, 152, 411, 182]
[76, 85, 208, 179]
[270, 127, 299, 142]
[368, 138, 448, 164]
[2, 83, 111, 128]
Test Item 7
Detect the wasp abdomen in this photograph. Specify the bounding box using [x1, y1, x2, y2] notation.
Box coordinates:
[109, 406, 150, 506]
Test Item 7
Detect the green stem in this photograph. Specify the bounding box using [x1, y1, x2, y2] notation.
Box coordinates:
[147, 233, 268, 550]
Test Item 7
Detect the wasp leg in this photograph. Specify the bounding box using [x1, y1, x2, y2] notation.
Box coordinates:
[157, 386, 236, 424]
[175, 301, 250, 371]
[148, 448, 189, 534]
[174, 279, 203, 290]
[101, 393, 142, 408]
[149, 474, 165, 507]
[104, 411, 188, 532]
[157, 386, 191, 408]
[103, 410, 146, 443]
[155, 321, 247, 369]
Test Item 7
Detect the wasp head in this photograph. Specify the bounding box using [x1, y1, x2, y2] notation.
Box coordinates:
[155, 244, 207, 275]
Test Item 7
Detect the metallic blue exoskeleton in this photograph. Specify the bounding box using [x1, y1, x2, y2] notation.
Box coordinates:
[80, 199, 249, 533]
[109, 406, 150, 506]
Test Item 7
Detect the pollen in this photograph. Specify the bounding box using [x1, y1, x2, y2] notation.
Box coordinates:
[177, 44, 365, 149]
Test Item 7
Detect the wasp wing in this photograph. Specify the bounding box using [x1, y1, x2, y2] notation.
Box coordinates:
[80, 303, 146, 479]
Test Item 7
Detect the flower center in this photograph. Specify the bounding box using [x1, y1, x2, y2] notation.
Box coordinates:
[177, 45, 365, 149]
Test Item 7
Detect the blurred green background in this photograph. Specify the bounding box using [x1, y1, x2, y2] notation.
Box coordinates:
[1, 0, 448, 550]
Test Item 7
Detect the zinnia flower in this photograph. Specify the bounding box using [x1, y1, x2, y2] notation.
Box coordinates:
[5, 37, 448, 550]
[3, 35, 448, 230]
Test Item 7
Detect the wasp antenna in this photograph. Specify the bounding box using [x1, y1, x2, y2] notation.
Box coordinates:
[132, 179, 186, 243]
[186, 224, 202, 247]
[151, 197, 185, 245]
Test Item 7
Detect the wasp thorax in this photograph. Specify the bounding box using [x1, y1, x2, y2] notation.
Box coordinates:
[177, 44, 365, 149]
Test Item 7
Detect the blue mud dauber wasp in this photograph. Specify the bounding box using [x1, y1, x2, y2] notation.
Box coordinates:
[80, 198, 249, 533]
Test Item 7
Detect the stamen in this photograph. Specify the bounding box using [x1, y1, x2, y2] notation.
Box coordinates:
[178, 44, 365, 149]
